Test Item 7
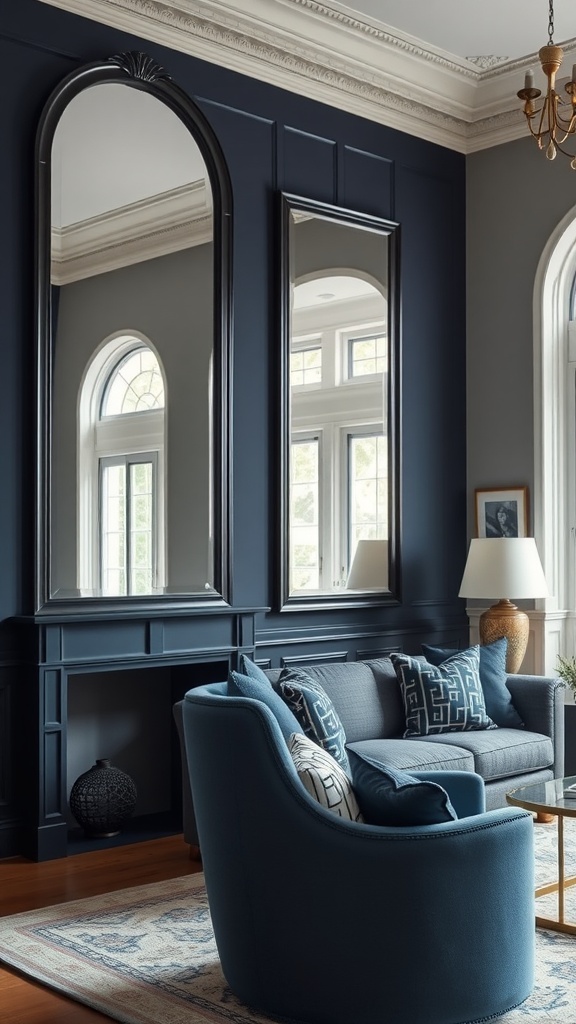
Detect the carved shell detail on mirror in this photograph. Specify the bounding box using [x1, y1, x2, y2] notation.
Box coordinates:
[109, 50, 172, 83]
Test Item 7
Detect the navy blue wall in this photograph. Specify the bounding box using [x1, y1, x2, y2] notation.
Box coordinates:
[0, 0, 468, 856]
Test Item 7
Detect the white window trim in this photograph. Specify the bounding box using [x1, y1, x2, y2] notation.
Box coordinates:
[339, 323, 387, 385]
[290, 430, 325, 593]
[534, 203, 576, 673]
[77, 331, 166, 595]
[99, 450, 159, 596]
[290, 420, 384, 594]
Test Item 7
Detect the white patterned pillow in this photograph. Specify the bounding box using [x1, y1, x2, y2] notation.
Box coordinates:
[288, 733, 363, 822]
[391, 648, 497, 737]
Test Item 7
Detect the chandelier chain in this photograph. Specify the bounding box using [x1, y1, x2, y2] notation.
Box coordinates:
[548, 0, 554, 45]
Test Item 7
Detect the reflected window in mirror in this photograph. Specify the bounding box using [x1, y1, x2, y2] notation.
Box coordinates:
[78, 335, 166, 597]
[35, 53, 233, 611]
[278, 195, 400, 610]
[289, 276, 387, 594]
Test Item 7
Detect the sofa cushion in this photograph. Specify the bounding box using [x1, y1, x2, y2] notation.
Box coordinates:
[288, 733, 363, 821]
[277, 661, 394, 744]
[278, 667, 351, 775]
[349, 750, 457, 826]
[227, 670, 301, 741]
[362, 657, 407, 739]
[347, 737, 475, 774]
[412, 729, 554, 782]
[391, 649, 496, 737]
[422, 639, 524, 729]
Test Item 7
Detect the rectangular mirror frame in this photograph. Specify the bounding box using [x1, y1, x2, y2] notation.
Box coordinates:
[277, 192, 401, 611]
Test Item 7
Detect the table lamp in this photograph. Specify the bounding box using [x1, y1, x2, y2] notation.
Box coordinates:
[346, 539, 388, 590]
[458, 537, 548, 673]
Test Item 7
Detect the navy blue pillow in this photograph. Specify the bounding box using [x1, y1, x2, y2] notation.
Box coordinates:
[349, 750, 457, 826]
[391, 649, 496, 737]
[422, 639, 524, 729]
[227, 670, 302, 741]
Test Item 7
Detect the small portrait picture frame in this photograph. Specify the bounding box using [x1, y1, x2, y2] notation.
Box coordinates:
[475, 487, 529, 539]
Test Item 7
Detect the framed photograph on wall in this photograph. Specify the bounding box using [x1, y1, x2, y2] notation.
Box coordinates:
[475, 487, 529, 538]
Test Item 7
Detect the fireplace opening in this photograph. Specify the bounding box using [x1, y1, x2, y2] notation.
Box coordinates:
[65, 659, 228, 853]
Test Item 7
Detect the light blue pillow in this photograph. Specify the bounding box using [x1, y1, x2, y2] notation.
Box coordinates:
[349, 750, 457, 826]
[422, 639, 524, 729]
[227, 670, 301, 741]
[391, 648, 497, 737]
[238, 653, 271, 686]
[278, 667, 351, 776]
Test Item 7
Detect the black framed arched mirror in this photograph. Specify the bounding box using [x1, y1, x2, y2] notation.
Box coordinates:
[277, 193, 401, 611]
[34, 52, 232, 614]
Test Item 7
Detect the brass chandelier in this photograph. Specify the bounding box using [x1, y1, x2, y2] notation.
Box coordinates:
[517, 0, 576, 167]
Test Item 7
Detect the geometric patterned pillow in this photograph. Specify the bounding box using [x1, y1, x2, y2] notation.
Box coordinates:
[288, 733, 363, 822]
[390, 648, 497, 738]
[278, 667, 350, 776]
[421, 639, 524, 729]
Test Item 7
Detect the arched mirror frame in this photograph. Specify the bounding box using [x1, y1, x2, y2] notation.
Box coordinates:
[34, 52, 233, 615]
[277, 192, 401, 611]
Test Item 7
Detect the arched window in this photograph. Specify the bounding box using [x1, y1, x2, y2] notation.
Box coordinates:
[534, 207, 576, 672]
[78, 334, 166, 597]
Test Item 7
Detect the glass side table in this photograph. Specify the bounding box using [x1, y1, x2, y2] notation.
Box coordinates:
[507, 776, 576, 934]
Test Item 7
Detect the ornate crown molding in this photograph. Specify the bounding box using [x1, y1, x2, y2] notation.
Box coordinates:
[51, 182, 211, 284]
[38, 0, 539, 153]
[465, 56, 509, 70]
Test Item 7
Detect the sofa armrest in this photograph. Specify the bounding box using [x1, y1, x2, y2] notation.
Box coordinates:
[411, 770, 485, 819]
[505, 674, 565, 777]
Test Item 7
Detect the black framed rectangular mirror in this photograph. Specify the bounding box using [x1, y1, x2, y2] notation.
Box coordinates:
[277, 193, 401, 611]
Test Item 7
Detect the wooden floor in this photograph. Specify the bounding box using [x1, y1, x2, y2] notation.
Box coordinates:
[0, 834, 201, 1023]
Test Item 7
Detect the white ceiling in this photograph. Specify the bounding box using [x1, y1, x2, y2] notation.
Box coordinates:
[51, 84, 206, 227]
[327, 0, 576, 65]
[294, 275, 378, 309]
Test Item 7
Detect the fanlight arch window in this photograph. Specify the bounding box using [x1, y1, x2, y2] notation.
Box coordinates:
[78, 334, 166, 597]
[101, 347, 165, 415]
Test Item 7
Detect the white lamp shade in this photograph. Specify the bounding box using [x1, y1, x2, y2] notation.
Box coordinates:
[458, 537, 548, 600]
[346, 539, 388, 590]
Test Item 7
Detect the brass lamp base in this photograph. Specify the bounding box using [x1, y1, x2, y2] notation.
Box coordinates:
[479, 599, 529, 674]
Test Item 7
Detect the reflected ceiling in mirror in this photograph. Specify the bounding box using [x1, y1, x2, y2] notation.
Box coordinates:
[35, 53, 232, 613]
[278, 194, 401, 610]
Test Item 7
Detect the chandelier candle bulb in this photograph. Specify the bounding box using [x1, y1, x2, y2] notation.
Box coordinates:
[525, 69, 534, 89]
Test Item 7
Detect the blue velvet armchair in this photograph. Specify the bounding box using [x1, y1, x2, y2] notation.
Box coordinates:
[182, 682, 535, 1024]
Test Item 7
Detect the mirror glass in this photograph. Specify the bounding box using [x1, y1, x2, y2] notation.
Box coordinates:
[36, 56, 232, 610]
[279, 195, 400, 609]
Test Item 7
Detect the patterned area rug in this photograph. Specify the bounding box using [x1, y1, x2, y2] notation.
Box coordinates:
[1, 821, 576, 1024]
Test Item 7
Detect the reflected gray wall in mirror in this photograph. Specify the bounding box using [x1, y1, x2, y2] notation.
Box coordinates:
[35, 53, 232, 613]
[278, 193, 400, 610]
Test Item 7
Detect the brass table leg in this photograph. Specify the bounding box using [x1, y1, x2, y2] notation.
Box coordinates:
[535, 813, 576, 934]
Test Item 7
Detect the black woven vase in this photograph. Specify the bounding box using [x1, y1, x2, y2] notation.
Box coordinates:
[69, 758, 137, 837]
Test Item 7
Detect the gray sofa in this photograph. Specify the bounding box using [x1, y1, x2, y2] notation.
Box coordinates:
[174, 655, 565, 847]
